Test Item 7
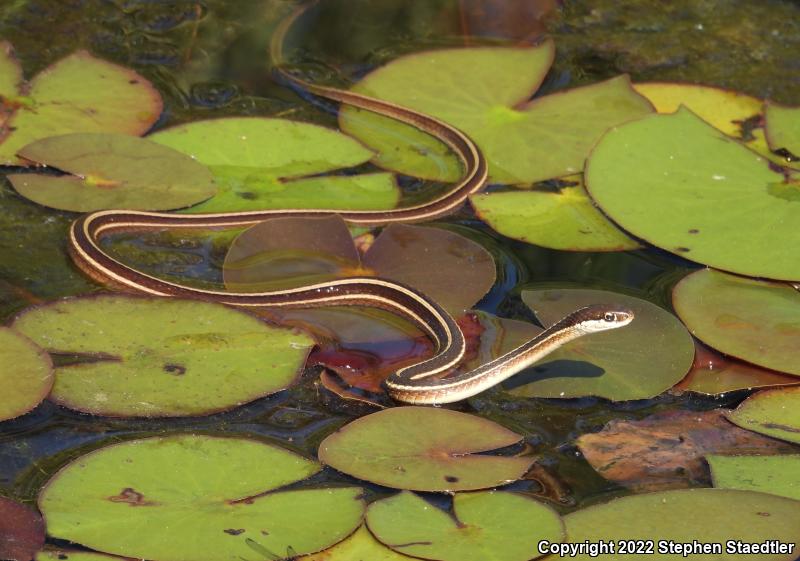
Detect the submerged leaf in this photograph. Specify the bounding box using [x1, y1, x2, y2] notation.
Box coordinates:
[39, 434, 364, 561]
[0, 327, 53, 421]
[0, 496, 45, 561]
[726, 387, 800, 445]
[12, 295, 313, 417]
[8, 133, 216, 212]
[318, 407, 534, 492]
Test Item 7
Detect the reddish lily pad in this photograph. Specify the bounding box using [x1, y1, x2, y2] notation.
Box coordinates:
[8, 133, 216, 212]
[726, 387, 800, 445]
[0, 49, 161, 166]
[765, 102, 800, 160]
[547, 489, 800, 560]
[673, 269, 800, 376]
[515, 289, 693, 401]
[366, 491, 564, 561]
[0, 496, 44, 561]
[12, 295, 314, 417]
[708, 454, 800, 502]
[148, 117, 398, 213]
[39, 434, 364, 561]
[576, 409, 799, 492]
[0, 327, 53, 422]
[318, 407, 535, 492]
[339, 43, 653, 184]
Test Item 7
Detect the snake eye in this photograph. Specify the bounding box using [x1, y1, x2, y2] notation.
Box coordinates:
[603, 312, 616, 322]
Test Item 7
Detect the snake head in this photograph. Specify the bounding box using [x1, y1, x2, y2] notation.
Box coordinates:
[570, 305, 635, 333]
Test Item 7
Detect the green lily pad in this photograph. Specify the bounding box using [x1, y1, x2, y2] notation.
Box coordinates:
[585, 107, 800, 281]
[515, 289, 693, 400]
[470, 181, 640, 252]
[37, 550, 130, 561]
[148, 117, 398, 212]
[765, 102, 800, 158]
[339, 43, 653, 184]
[708, 455, 800, 502]
[0, 327, 53, 421]
[0, 41, 22, 111]
[726, 387, 800, 445]
[39, 434, 364, 561]
[7, 133, 216, 212]
[0, 496, 45, 561]
[672, 269, 800, 376]
[546, 489, 800, 560]
[366, 491, 564, 561]
[0, 49, 162, 166]
[12, 295, 314, 417]
[299, 525, 409, 561]
[318, 407, 535, 492]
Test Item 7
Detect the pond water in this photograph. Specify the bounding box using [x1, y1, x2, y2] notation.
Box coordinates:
[1, 0, 799, 560]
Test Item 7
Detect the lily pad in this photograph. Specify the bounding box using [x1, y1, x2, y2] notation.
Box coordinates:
[765, 102, 800, 159]
[547, 489, 800, 560]
[0, 496, 45, 561]
[36, 550, 130, 561]
[585, 107, 800, 281]
[148, 117, 399, 213]
[708, 455, 800, 501]
[39, 434, 364, 561]
[673, 342, 800, 396]
[726, 387, 800, 445]
[672, 269, 800, 376]
[7, 133, 216, 212]
[577, 410, 798, 492]
[299, 525, 409, 561]
[12, 295, 314, 417]
[0, 327, 53, 422]
[339, 43, 653, 184]
[0, 49, 162, 166]
[366, 491, 563, 561]
[514, 289, 693, 401]
[318, 407, 535, 492]
[470, 180, 640, 252]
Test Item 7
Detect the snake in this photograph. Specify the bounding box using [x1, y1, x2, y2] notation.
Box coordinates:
[66, 2, 635, 405]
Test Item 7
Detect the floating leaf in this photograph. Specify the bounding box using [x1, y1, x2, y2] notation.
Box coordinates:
[366, 491, 563, 561]
[0, 50, 161, 166]
[577, 410, 798, 492]
[299, 525, 409, 561]
[514, 289, 693, 400]
[12, 295, 313, 417]
[318, 407, 534, 492]
[0, 496, 45, 561]
[148, 117, 398, 212]
[673, 342, 800, 395]
[36, 550, 129, 561]
[39, 434, 363, 561]
[0, 41, 22, 114]
[7, 133, 216, 212]
[726, 387, 800, 445]
[672, 269, 800, 376]
[708, 454, 800, 501]
[547, 489, 800, 560]
[470, 181, 640, 252]
[339, 43, 653, 184]
[586, 107, 800, 280]
[0, 327, 53, 422]
[765, 102, 800, 159]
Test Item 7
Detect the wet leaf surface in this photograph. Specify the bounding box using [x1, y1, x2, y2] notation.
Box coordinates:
[726, 387, 800, 445]
[148, 117, 398, 212]
[366, 491, 564, 561]
[765, 103, 800, 161]
[12, 295, 314, 417]
[339, 43, 653, 184]
[673, 269, 800, 376]
[318, 407, 535, 492]
[0, 49, 161, 166]
[577, 410, 799, 492]
[515, 289, 694, 400]
[708, 454, 800, 501]
[471, 180, 640, 252]
[586, 108, 800, 281]
[8, 133, 216, 212]
[0, 496, 44, 561]
[36, 550, 131, 561]
[0, 327, 53, 422]
[544, 489, 800, 560]
[39, 434, 364, 561]
[299, 525, 409, 561]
